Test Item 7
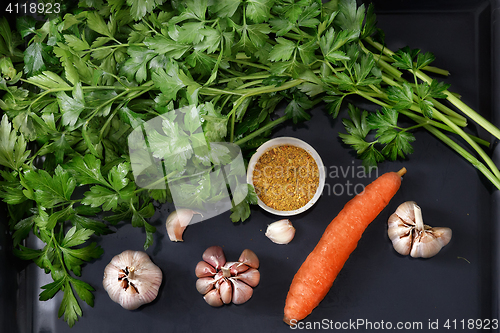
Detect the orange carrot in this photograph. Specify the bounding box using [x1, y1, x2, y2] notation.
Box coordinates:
[283, 168, 407, 325]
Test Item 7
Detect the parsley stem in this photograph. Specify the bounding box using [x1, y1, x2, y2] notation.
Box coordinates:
[432, 107, 500, 179]
[355, 90, 391, 108]
[423, 124, 500, 190]
[415, 69, 500, 140]
[218, 73, 270, 83]
[200, 87, 243, 96]
[234, 115, 289, 146]
[225, 77, 303, 141]
[358, 89, 483, 143]
[220, 57, 270, 71]
[364, 37, 500, 140]
[363, 37, 450, 76]
[399, 110, 489, 146]
[234, 79, 264, 90]
[377, 75, 468, 127]
[239, 78, 305, 96]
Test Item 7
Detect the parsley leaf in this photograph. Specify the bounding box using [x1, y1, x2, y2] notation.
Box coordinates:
[368, 107, 415, 160]
[126, 0, 165, 20]
[284, 90, 313, 123]
[246, 0, 275, 23]
[120, 46, 157, 83]
[151, 61, 186, 100]
[65, 154, 109, 187]
[131, 203, 156, 250]
[339, 105, 384, 168]
[23, 166, 76, 209]
[0, 115, 30, 170]
[24, 42, 45, 76]
[230, 185, 258, 222]
[57, 83, 86, 127]
[387, 82, 414, 110]
[210, 0, 241, 18]
[269, 37, 296, 62]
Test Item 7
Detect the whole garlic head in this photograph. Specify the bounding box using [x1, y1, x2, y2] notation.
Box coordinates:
[195, 246, 260, 307]
[103, 250, 162, 310]
[388, 201, 452, 258]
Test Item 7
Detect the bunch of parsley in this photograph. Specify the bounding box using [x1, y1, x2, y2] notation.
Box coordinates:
[1, 0, 500, 327]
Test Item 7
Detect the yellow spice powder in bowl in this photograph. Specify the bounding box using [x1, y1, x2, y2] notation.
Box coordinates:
[246, 137, 325, 216]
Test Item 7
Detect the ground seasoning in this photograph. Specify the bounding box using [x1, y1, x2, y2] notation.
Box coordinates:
[252, 145, 320, 211]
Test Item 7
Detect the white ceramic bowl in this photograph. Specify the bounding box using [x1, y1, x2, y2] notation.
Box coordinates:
[246, 137, 325, 216]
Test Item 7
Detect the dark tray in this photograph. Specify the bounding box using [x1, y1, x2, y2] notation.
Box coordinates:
[1, 1, 499, 332]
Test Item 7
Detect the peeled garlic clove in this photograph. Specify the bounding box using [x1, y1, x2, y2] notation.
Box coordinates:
[202, 245, 226, 270]
[195, 261, 216, 278]
[196, 277, 216, 294]
[233, 268, 260, 287]
[165, 209, 201, 242]
[230, 278, 253, 305]
[219, 279, 232, 304]
[238, 249, 259, 269]
[204, 288, 224, 307]
[265, 219, 295, 244]
[103, 250, 162, 310]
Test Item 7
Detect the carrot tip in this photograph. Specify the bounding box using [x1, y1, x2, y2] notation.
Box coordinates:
[283, 316, 294, 326]
[397, 167, 407, 177]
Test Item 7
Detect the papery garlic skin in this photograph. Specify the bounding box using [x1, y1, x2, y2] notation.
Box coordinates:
[265, 219, 295, 244]
[103, 250, 162, 310]
[388, 201, 452, 259]
[165, 209, 201, 242]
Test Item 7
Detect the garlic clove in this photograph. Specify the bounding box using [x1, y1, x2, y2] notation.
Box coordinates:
[431, 227, 453, 248]
[202, 245, 226, 270]
[233, 268, 260, 287]
[195, 261, 217, 278]
[387, 212, 414, 256]
[410, 227, 452, 258]
[265, 219, 295, 244]
[219, 279, 232, 304]
[238, 249, 259, 269]
[165, 209, 202, 242]
[230, 278, 254, 305]
[224, 261, 249, 275]
[390, 231, 413, 256]
[196, 277, 216, 295]
[410, 231, 440, 258]
[203, 288, 224, 307]
[103, 250, 162, 310]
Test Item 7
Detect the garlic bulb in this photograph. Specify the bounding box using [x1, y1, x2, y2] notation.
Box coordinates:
[265, 219, 295, 244]
[103, 250, 162, 310]
[165, 209, 202, 242]
[388, 201, 452, 258]
[195, 246, 260, 306]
